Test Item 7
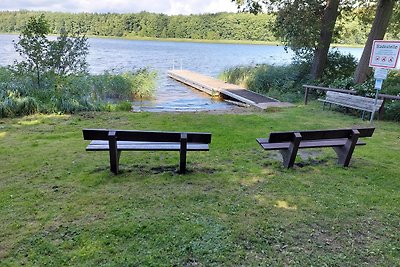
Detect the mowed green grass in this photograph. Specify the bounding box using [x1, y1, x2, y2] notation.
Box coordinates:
[0, 104, 399, 266]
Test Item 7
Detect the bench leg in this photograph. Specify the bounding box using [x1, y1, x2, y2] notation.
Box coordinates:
[333, 129, 360, 167]
[108, 131, 121, 175]
[279, 133, 301, 168]
[109, 150, 121, 174]
[179, 133, 188, 174]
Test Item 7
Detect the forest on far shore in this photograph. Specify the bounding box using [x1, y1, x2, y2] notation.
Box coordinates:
[0, 10, 399, 45]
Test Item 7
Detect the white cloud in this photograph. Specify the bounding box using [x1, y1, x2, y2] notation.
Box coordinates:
[0, 0, 239, 14]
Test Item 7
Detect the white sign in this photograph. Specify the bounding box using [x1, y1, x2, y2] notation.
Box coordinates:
[369, 40, 400, 69]
[374, 68, 389, 79]
[374, 79, 383, 90]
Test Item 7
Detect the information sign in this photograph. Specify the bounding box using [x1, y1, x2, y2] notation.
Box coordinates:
[374, 68, 389, 79]
[374, 79, 383, 90]
[369, 40, 400, 69]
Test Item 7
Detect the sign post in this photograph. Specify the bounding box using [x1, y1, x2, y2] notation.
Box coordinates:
[369, 40, 400, 123]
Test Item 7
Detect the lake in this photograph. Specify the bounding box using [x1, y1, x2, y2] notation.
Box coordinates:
[0, 34, 363, 111]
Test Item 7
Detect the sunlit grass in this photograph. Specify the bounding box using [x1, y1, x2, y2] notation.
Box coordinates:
[17, 119, 41, 126]
[0, 104, 399, 266]
[275, 200, 297, 210]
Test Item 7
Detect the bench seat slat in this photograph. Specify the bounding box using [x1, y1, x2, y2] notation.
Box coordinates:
[83, 129, 211, 143]
[318, 99, 379, 112]
[318, 91, 383, 113]
[257, 138, 366, 150]
[86, 140, 209, 151]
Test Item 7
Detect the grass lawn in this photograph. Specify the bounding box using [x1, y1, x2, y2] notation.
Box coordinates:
[0, 104, 399, 266]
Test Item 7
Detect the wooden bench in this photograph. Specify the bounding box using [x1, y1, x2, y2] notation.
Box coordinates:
[256, 127, 375, 168]
[318, 91, 383, 119]
[83, 129, 212, 174]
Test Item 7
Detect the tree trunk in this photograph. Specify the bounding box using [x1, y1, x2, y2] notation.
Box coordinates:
[353, 0, 395, 84]
[310, 0, 340, 80]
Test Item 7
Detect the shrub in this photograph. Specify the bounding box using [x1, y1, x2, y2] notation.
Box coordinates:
[219, 66, 254, 87]
[0, 66, 157, 117]
[90, 69, 156, 101]
[16, 96, 39, 116]
[0, 90, 38, 117]
[321, 50, 358, 85]
[221, 63, 311, 102]
[0, 100, 15, 118]
[384, 101, 400, 121]
[115, 100, 133, 111]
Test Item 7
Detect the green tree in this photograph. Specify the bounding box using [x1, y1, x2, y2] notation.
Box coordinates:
[13, 14, 89, 90]
[353, 0, 396, 83]
[234, 0, 343, 80]
[48, 23, 89, 77]
[13, 14, 50, 89]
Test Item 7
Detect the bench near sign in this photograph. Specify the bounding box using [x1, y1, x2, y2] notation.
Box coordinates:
[369, 40, 400, 69]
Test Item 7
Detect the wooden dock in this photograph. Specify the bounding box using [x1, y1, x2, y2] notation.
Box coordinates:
[168, 70, 293, 110]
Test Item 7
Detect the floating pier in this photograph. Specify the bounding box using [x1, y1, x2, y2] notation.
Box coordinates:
[168, 69, 293, 110]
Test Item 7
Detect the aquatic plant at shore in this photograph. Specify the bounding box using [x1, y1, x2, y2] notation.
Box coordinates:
[0, 66, 157, 117]
[220, 63, 310, 103]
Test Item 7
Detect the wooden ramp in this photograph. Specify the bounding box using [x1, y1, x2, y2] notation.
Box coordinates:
[168, 69, 293, 110]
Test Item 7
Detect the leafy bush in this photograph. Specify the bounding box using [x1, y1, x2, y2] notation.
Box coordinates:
[320, 50, 358, 85]
[384, 101, 400, 121]
[0, 91, 38, 117]
[126, 69, 157, 99]
[16, 96, 39, 115]
[90, 69, 156, 100]
[115, 100, 134, 111]
[0, 66, 157, 117]
[0, 100, 14, 118]
[221, 63, 311, 102]
[103, 100, 133, 112]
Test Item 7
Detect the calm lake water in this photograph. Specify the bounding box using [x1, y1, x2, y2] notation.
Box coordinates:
[0, 34, 363, 111]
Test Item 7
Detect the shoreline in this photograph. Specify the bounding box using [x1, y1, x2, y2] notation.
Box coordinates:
[0, 32, 363, 48]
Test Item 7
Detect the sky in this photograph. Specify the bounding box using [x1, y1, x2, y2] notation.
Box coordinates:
[0, 0, 239, 15]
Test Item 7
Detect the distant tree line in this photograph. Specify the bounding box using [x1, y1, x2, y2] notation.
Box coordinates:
[0, 11, 275, 42]
[0, 10, 398, 44]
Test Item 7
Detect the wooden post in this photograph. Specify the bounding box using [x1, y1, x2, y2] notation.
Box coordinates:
[179, 133, 188, 174]
[333, 129, 360, 167]
[304, 86, 309, 105]
[108, 131, 121, 174]
[280, 132, 302, 168]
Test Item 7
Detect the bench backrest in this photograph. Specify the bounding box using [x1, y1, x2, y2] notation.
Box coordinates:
[326, 91, 383, 111]
[268, 127, 375, 143]
[83, 129, 212, 143]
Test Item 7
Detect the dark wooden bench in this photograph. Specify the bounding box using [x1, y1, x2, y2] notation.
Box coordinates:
[83, 129, 212, 174]
[256, 127, 375, 168]
[318, 91, 383, 119]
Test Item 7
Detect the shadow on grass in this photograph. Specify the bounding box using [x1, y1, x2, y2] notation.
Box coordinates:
[89, 164, 220, 176]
